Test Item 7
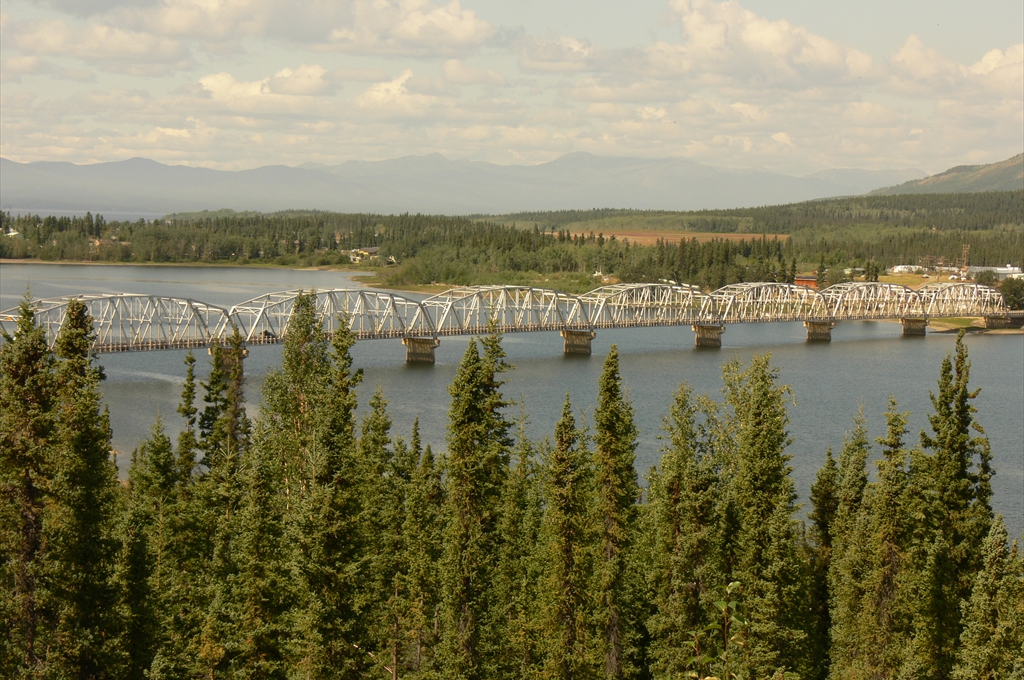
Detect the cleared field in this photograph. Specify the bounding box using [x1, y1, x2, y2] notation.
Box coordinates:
[570, 230, 789, 245]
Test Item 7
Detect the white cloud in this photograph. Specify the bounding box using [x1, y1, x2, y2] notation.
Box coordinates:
[0, 0, 1019, 174]
[639, 0, 882, 87]
[517, 36, 602, 73]
[325, 0, 495, 56]
[443, 59, 506, 86]
[10, 18, 189, 74]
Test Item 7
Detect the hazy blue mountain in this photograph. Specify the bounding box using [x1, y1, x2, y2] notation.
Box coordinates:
[1, 153, 926, 218]
[870, 154, 1024, 195]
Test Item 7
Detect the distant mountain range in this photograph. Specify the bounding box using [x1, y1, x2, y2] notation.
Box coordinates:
[0, 154, 926, 218]
[870, 154, 1024, 195]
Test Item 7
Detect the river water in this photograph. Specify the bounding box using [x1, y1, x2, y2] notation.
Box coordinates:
[3, 262, 1022, 537]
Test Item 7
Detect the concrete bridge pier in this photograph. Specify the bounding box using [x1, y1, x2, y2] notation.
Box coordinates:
[692, 324, 725, 348]
[900, 318, 928, 336]
[403, 337, 440, 363]
[804, 320, 835, 342]
[561, 330, 597, 356]
[983, 315, 1024, 329]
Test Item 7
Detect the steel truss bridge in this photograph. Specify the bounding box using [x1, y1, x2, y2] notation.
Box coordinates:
[2, 282, 1018, 362]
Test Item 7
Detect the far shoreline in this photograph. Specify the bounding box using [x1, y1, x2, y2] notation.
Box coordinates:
[0, 258, 361, 273]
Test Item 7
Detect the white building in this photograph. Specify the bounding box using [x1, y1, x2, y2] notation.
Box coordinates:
[967, 265, 1022, 281]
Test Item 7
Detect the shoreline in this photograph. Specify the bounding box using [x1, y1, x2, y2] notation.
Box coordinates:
[1, 258, 363, 273]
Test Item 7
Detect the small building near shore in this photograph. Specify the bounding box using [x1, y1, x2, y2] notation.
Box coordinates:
[794, 275, 819, 289]
[967, 265, 1022, 281]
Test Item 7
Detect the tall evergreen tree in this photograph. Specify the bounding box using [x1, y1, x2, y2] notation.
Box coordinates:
[489, 433, 543, 678]
[909, 330, 994, 678]
[0, 296, 56, 675]
[592, 346, 640, 679]
[251, 294, 367, 677]
[722, 354, 808, 678]
[438, 332, 513, 680]
[401, 437, 445, 678]
[952, 517, 1023, 679]
[830, 398, 914, 679]
[826, 411, 872, 678]
[645, 383, 722, 677]
[195, 327, 252, 676]
[807, 448, 838, 680]
[45, 298, 121, 677]
[119, 418, 180, 679]
[538, 396, 593, 679]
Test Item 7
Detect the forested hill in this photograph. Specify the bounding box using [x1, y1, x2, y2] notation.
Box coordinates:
[870, 154, 1024, 195]
[489, 190, 1024, 233]
[3, 191, 1022, 295]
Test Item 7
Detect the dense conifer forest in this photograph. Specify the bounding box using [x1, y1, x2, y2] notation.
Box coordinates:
[2, 191, 1021, 294]
[2, 294, 1021, 679]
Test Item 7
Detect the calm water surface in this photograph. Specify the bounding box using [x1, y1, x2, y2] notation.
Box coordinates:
[3, 262, 1022, 536]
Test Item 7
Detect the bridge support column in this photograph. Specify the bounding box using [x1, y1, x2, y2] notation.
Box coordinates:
[804, 321, 835, 342]
[402, 337, 440, 363]
[983, 315, 1023, 329]
[900, 318, 928, 336]
[692, 324, 725, 348]
[561, 330, 596, 356]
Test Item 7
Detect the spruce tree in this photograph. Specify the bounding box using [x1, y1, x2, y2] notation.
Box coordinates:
[722, 354, 808, 678]
[357, 388, 410, 678]
[45, 297, 121, 677]
[842, 398, 913, 678]
[438, 333, 513, 680]
[401, 439, 446, 678]
[592, 345, 640, 679]
[119, 418, 180, 678]
[489, 433, 543, 677]
[645, 383, 722, 677]
[538, 396, 592, 679]
[910, 330, 994, 677]
[195, 328, 251, 676]
[807, 449, 838, 680]
[0, 296, 56, 675]
[952, 517, 1022, 679]
[254, 295, 366, 676]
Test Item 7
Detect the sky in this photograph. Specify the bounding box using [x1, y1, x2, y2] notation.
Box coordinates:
[1, 0, 1021, 174]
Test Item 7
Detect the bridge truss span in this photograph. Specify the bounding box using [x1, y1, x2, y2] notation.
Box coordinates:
[820, 282, 924, 321]
[2, 282, 1015, 356]
[917, 282, 1007, 318]
[0, 294, 231, 352]
[422, 286, 588, 336]
[580, 283, 709, 328]
[710, 283, 829, 323]
[229, 289, 433, 344]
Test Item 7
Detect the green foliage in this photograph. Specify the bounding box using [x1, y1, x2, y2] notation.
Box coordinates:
[1000, 277, 1024, 310]
[592, 345, 642, 679]
[1, 290, 1018, 680]
[952, 517, 1024, 679]
[5, 192, 1021, 291]
[537, 396, 593, 679]
[438, 332, 514, 679]
[644, 384, 724, 677]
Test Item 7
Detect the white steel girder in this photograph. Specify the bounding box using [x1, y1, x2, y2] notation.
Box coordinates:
[1, 283, 1011, 353]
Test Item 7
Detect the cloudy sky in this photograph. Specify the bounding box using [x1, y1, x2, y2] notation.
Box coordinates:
[1, 0, 1021, 173]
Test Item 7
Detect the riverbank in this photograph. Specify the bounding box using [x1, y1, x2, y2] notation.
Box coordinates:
[1, 258, 362, 273]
